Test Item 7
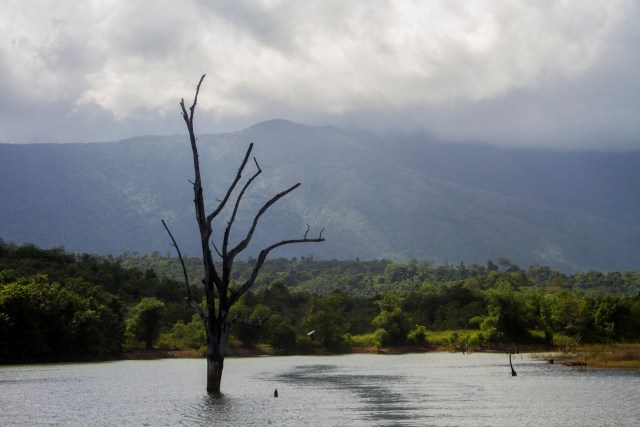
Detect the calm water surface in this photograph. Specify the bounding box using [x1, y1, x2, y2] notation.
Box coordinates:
[1, 353, 638, 426]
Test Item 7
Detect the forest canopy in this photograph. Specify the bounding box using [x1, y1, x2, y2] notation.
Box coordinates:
[1, 240, 639, 361]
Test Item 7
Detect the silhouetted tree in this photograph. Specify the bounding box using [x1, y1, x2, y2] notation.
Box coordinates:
[162, 75, 324, 393]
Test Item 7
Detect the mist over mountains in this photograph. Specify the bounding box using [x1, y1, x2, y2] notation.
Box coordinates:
[1, 120, 639, 272]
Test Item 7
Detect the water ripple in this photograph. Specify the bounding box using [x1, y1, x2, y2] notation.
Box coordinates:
[1, 354, 638, 426]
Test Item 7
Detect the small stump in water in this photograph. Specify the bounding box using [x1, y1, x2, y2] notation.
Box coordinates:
[509, 353, 517, 376]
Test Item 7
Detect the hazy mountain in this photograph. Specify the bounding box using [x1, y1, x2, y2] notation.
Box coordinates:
[1, 120, 639, 272]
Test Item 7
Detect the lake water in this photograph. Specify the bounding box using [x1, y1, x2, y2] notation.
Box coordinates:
[1, 353, 638, 426]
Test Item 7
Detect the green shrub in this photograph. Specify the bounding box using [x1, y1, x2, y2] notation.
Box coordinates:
[407, 325, 429, 344]
[156, 315, 205, 350]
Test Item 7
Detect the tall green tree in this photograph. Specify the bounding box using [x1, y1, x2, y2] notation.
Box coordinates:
[372, 293, 410, 346]
[479, 285, 531, 342]
[127, 297, 166, 349]
[302, 293, 350, 349]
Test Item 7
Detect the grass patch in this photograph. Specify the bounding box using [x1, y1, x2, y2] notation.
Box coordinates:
[554, 343, 640, 370]
[424, 329, 484, 348]
[344, 332, 382, 348]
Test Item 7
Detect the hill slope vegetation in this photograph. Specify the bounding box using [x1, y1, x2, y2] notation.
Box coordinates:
[1, 120, 639, 271]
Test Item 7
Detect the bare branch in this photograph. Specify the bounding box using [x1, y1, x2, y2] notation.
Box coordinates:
[206, 143, 254, 226]
[161, 219, 190, 297]
[221, 159, 262, 280]
[179, 74, 206, 159]
[161, 219, 205, 319]
[189, 74, 206, 122]
[222, 164, 262, 255]
[179, 74, 223, 295]
[228, 183, 301, 262]
[229, 229, 325, 305]
[212, 240, 223, 258]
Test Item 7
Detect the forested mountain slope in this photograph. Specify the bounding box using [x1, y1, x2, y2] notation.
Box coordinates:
[1, 120, 638, 271]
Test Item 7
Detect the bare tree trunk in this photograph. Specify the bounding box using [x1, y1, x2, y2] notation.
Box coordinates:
[162, 75, 324, 394]
[206, 326, 227, 393]
[207, 356, 223, 393]
[205, 319, 230, 393]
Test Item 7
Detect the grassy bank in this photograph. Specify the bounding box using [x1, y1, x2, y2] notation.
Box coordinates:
[545, 343, 640, 370]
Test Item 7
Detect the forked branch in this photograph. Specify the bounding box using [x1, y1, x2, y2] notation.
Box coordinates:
[181, 74, 206, 126]
[207, 144, 256, 228]
[179, 74, 206, 190]
[179, 74, 222, 292]
[222, 156, 262, 261]
[229, 227, 325, 305]
[228, 183, 302, 262]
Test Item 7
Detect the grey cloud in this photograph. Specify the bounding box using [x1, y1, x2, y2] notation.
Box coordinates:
[0, 0, 639, 150]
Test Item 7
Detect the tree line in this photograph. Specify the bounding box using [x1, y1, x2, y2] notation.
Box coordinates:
[2, 241, 640, 361]
[0, 241, 194, 360]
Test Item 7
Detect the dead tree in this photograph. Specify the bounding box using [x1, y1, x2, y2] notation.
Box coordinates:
[162, 74, 324, 394]
[509, 352, 517, 376]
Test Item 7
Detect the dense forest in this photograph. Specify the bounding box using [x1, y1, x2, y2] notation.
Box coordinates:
[1, 240, 639, 361]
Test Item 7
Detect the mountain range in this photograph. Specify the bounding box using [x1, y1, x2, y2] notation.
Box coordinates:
[1, 119, 639, 272]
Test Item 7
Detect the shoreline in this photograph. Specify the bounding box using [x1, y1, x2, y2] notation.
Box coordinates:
[123, 342, 555, 359]
[3, 343, 638, 371]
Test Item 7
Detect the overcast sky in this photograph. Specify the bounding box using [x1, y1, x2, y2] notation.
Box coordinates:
[1, 0, 639, 150]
